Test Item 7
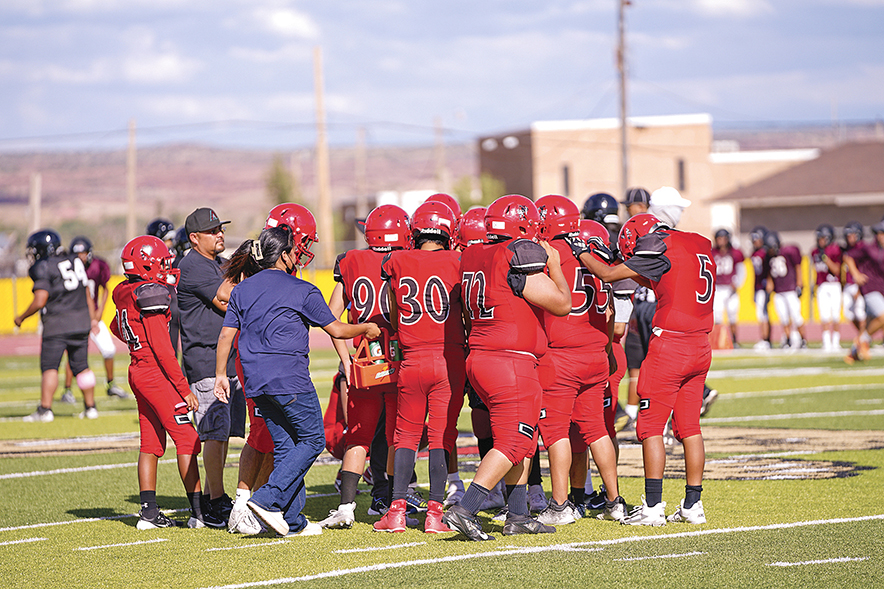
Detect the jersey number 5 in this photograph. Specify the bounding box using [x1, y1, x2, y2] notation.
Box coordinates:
[696, 254, 714, 304]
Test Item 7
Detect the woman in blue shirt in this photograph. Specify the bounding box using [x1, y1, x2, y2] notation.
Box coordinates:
[214, 225, 380, 537]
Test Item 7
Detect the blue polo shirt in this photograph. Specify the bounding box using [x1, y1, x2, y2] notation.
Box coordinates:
[223, 269, 336, 397]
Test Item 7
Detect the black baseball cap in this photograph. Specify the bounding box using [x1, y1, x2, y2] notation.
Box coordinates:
[185, 207, 230, 235]
[622, 187, 651, 206]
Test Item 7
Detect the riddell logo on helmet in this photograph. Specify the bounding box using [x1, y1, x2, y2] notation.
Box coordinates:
[511, 205, 530, 220]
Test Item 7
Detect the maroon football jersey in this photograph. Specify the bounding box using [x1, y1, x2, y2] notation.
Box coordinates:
[812, 243, 842, 286]
[625, 230, 715, 334]
[751, 247, 768, 291]
[541, 238, 610, 348]
[381, 249, 465, 351]
[766, 245, 802, 293]
[712, 246, 744, 288]
[846, 240, 884, 295]
[334, 249, 395, 337]
[460, 239, 549, 357]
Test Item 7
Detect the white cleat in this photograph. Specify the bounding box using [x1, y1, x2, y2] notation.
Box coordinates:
[667, 499, 707, 524]
[319, 502, 356, 529]
[228, 501, 265, 534]
[597, 496, 627, 522]
[621, 496, 666, 526]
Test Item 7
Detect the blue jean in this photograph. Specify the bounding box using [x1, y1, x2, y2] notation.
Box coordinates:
[250, 392, 325, 532]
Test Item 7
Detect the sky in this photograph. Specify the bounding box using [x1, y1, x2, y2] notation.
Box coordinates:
[1, 0, 882, 151]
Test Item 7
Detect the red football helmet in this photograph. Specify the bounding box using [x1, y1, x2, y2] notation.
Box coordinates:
[618, 213, 668, 259]
[412, 201, 457, 249]
[456, 206, 487, 249]
[425, 193, 462, 220]
[536, 194, 580, 240]
[363, 204, 412, 250]
[578, 219, 610, 247]
[265, 203, 319, 267]
[485, 194, 540, 241]
[121, 235, 179, 285]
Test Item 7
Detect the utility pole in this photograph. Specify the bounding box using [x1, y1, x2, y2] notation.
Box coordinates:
[29, 172, 41, 232]
[618, 1, 631, 199]
[126, 119, 137, 241]
[314, 46, 334, 268]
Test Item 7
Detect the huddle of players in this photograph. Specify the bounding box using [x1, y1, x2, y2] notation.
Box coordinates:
[322, 190, 714, 540]
[745, 221, 884, 362]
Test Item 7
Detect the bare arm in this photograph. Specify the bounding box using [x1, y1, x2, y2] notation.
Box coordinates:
[215, 278, 235, 305]
[327, 282, 354, 388]
[213, 325, 238, 403]
[14, 290, 49, 327]
[522, 242, 571, 316]
[843, 255, 867, 286]
[324, 319, 381, 341]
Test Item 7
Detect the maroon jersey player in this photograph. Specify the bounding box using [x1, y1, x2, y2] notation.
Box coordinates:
[111, 236, 223, 530]
[442, 195, 572, 541]
[377, 200, 465, 533]
[573, 213, 714, 526]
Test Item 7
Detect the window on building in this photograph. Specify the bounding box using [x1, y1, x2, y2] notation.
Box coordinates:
[677, 158, 686, 192]
[562, 164, 570, 197]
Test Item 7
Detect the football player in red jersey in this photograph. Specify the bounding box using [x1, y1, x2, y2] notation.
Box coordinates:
[711, 229, 745, 348]
[533, 196, 626, 526]
[763, 232, 807, 349]
[110, 236, 224, 530]
[376, 200, 465, 533]
[572, 213, 715, 526]
[320, 204, 411, 530]
[811, 224, 844, 352]
[443, 195, 572, 541]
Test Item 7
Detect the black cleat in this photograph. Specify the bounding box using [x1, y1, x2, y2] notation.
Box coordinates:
[442, 504, 495, 541]
[137, 510, 179, 530]
[502, 513, 556, 535]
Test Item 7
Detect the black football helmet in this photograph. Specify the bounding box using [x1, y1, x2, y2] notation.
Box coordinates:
[172, 226, 191, 257]
[843, 221, 863, 240]
[763, 230, 781, 253]
[749, 226, 768, 244]
[581, 192, 620, 224]
[26, 229, 63, 262]
[146, 218, 176, 241]
[815, 224, 835, 246]
[714, 228, 732, 243]
[70, 236, 94, 264]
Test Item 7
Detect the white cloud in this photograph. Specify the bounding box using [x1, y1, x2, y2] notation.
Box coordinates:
[123, 51, 200, 84]
[249, 7, 320, 39]
[688, 0, 774, 18]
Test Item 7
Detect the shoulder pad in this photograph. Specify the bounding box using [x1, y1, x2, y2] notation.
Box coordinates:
[380, 251, 395, 281]
[507, 239, 547, 274]
[634, 232, 668, 256]
[333, 252, 347, 282]
[134, 282, 172, 313]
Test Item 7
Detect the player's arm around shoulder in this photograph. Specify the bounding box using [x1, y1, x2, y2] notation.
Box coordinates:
[519, 240, 571, 317]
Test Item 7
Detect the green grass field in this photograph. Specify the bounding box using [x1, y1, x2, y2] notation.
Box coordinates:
[1, 347, 882, 588]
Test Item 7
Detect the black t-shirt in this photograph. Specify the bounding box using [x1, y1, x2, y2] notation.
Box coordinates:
[30, 254, 92, 337]
[176, 250, 234, 383]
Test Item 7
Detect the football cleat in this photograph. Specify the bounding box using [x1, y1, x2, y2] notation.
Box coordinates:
[424, 500, 453, 534]
[247, 501, 288, 536]
[60, 389, 76, 404]
[701, 388, 719, 417]
[107, 383, 129, 398]
[502, 513, 556, 536]
[442, 505, 495, 541]
[23, 406, 55, 423]
[585, 487, 608, 511]
[491, 507, 509, 522]
[136, 510, 178, 530]
[79, 407, 99, 420]
[368, 496, 388, 516]
[373, 498, 407, 532]
[536, 499, 577, 525]
[319, 502, 356, 529]
[753, 340, 771, 351]
[597, 496, 627, 522]
[621, 496, 666, 526]
[405, 489, 428, 512]
[210, 494, 233, 522]
[667, 499, 707, 524]
[228, 502, 264, 535]
[528, 485, 548, 513]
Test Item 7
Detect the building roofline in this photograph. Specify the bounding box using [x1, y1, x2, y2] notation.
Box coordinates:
[531, 113, 712, 133]
[709, 148, 820, 164]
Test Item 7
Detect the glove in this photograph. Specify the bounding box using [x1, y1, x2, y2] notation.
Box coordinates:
[795, 286, 803, 298]
[587, 236, 617, 264]
[564, 235, 589, 259]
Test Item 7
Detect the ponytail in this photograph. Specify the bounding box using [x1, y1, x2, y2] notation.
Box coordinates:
[223, 226, 294, 283]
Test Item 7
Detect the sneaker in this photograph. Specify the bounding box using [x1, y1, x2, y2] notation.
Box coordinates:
[373, 498, 407, 532]
[405, 489, 428, 513]
[187, 509, 226, 529]
[614, 403, 631, 432]
[528, 485, 548, 513]
[319, 502, 356, 529]
[621, 496, 666, 526]
[247, 500, 289, 536]
[210, 494, 233, 522]
[137, 510, 178, 530]
[424, 500, 453, 534]
[23, 406, 54, 423]
[368, 495, 388, 516]
[479, 483, 506, 511]
[597, 496, 627, 522]
[568, 496, 586, 519]
[107, 383, 128, 398]
[536, 499, 577, 525]
[667, 499, 706, 524]
[285, 521, 322, 537]
[60, 389, 76, 404]
[444, 480, 465, 508]
[585, 488, 607, 511]
[491, 507, 509, 522]
[502, 513, 556, 535]
[228, 501, 264, 535]
[79, 406, 99, 420]
[701, 388, 719, 417]
[442, 504, 495, 541]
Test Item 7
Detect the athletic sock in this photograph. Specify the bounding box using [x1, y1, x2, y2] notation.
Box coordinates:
[684, 485, 703, 509]
[459, 483, 490, 516]
[645, 478, 664, 508]
[188, 492, 204, 518]
[339, 470, 362, 505]
[506, 484, 529, 516]
[391, 448, 416, 501]
[234, 488, 250, 504]
[428, 448, 448, 503]
[570, 487, 585, 505]
[140, 490, 158, 519]
[584, 476, 595, 494]
[527, 450, 542, 486]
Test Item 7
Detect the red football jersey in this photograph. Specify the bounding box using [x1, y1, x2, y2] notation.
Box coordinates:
[624, 229, 715, 334]
[460, 239, 549, 357]
[111, 279, 190, 398]
[334, 249, 395, 337]
[381, 249, 465, 351]
[541, 238, 610, 349]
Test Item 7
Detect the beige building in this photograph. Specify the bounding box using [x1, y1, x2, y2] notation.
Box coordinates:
[478, 113, 818, 239]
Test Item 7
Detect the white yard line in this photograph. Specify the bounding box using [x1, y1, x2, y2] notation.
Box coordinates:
[614, 551, 705, 562]
[723, 383, 882, 399]
[702, 409, 884, 424]
[0, 537, 47, 546]
[75, 538, 169, 551]
[335, 542, 427, 554]
[195, 514, 884, 589]
[207, 540, 290, 551]
[707, 366, 884, 380]
[767, 557, 869, 567]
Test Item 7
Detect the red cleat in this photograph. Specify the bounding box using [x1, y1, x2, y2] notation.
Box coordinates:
[373, 498, 407, 532]
[424, 500, 453, 534]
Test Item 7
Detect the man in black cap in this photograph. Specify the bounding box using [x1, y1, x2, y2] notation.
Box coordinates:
[621, 187, 651, 218]
[177, 207, 245, 522]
